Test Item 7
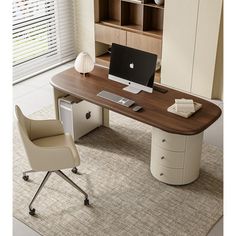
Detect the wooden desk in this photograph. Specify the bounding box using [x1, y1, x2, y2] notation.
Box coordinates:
[50, 65, 221, 185]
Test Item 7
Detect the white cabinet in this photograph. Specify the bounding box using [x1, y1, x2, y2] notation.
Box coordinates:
[151, 127, 203, 185]
[161, 0, 223, 99]
[161, 0, 199, 92]
[191, 0, 223, 98]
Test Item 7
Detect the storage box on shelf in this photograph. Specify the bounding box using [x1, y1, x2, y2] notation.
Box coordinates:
[94, 0, 164, 83]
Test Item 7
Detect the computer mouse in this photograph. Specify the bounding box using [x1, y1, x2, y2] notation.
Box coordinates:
[133, 106, 143, 112]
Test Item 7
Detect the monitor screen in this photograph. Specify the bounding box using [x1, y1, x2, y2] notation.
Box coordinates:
[109, 43, 157, 93]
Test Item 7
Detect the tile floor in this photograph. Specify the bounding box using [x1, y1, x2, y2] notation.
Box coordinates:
[13, 62, 223, 236]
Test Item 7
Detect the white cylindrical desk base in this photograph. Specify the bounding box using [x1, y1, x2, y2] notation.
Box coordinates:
[150, 127, 203, 185]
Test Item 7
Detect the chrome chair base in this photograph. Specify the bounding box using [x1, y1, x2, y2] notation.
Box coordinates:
[23, 170, 89, 216]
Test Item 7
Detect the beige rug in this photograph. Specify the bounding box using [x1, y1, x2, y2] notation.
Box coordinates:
[13, 106, 223, 236]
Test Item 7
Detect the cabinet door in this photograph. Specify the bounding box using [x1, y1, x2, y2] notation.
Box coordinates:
[191, 0, 222, 98]
[161, 0, 199, 91]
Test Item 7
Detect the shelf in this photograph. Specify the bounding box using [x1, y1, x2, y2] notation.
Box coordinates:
[121, 1, 143, 29]
[95, 0, 164, 69]
[143, 5, 164, 33]
[99, 0, 121, 24]
[122, 24, 143, 32]
[143, 30, 163, 38]
[100, 20, 121, 27]
[121, 0, 165, 9]
[121, 0, 142, 4]
[97, 0, 164, 39]
[96, 52, 110, 68]
[144, 3, 164, 9]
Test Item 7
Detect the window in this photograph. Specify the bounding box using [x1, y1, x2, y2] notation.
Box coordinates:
[12, 0, 76, 83]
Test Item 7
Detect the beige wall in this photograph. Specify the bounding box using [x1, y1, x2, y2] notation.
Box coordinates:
[74, 0, 95, 60]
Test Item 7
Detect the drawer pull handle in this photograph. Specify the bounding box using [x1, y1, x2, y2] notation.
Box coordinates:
[86, 111, 91, 119]
[162, 139, 166, 143]
[160, 173, 164, 176]
[161, 156, 165, 160]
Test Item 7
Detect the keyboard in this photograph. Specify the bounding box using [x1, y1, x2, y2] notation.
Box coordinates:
[97, 90, 135, 107]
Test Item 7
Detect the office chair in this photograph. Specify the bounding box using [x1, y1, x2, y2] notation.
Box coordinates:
[15, 105, 89, 216]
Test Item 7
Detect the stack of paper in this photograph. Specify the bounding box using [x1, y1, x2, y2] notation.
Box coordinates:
[175, 99, 195, 113]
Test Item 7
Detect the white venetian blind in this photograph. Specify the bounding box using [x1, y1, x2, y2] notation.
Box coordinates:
[12, 0, 76, 83]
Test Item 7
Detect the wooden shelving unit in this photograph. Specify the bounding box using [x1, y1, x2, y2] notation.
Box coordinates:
[95, 0, 165, 83]
[96, 52, 111, 68]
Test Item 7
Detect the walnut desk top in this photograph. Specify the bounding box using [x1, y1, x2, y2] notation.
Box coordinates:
[50, 65, 221, 135]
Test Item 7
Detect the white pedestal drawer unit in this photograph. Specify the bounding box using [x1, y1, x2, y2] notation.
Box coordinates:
[151, 127, 203, 185]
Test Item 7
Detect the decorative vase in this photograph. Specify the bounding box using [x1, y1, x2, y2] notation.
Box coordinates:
[154, 0, 164, 6]
[74, 52, 94, 76]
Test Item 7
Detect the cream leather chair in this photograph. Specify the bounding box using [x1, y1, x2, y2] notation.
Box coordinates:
[15, 105, 89, 216]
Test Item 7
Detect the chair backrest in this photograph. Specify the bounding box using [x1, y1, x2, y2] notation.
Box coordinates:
[15, 105, 77, 171]
[15, 105, 31, 139]
[15, 105, 37, 168]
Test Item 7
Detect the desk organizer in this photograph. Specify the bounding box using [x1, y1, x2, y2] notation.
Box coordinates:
[167, 102, 202, 118]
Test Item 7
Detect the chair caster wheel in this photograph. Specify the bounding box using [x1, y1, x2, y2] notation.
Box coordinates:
[71, 167, 78, 174]
[84, 198, 89, 206]
[23, 175, 29, 181]
[29, 208, 36, 216]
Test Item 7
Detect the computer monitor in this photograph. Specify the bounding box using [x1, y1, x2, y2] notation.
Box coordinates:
[109, 43, 157, 94]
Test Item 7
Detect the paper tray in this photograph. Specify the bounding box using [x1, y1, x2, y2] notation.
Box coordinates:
[167, 102, 202, 118]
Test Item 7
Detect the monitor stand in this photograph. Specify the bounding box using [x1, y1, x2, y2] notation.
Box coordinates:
[123, 85, 141, 94]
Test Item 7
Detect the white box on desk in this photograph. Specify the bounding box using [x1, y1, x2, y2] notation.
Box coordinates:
[58, 96, 102, 141]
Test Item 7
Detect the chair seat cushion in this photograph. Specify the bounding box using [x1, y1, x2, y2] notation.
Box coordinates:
[33, 133, 80, 166]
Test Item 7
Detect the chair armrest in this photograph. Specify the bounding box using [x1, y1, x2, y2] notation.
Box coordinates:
[28, 144, 77, 171]
[29, 119, 64, 140]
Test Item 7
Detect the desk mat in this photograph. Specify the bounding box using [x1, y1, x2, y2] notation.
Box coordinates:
[13, 106, 223, 236]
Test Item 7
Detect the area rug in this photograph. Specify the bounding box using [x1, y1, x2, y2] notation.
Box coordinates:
[13, 106, 223, 236]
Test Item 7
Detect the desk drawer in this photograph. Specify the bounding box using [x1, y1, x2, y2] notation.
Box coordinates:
[152, 128, 186, 152]
[127, 32, 162, 57]
[95, 24, 126, 46]
[151, 147, 185, 168]
[151, 165, 183, 185]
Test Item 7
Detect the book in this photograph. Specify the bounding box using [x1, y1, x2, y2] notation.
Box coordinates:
[175, 98, 195, 112]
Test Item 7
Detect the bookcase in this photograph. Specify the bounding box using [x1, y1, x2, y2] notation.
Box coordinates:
[93, 0, 222, 99]
[94, 0, 164, 83]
